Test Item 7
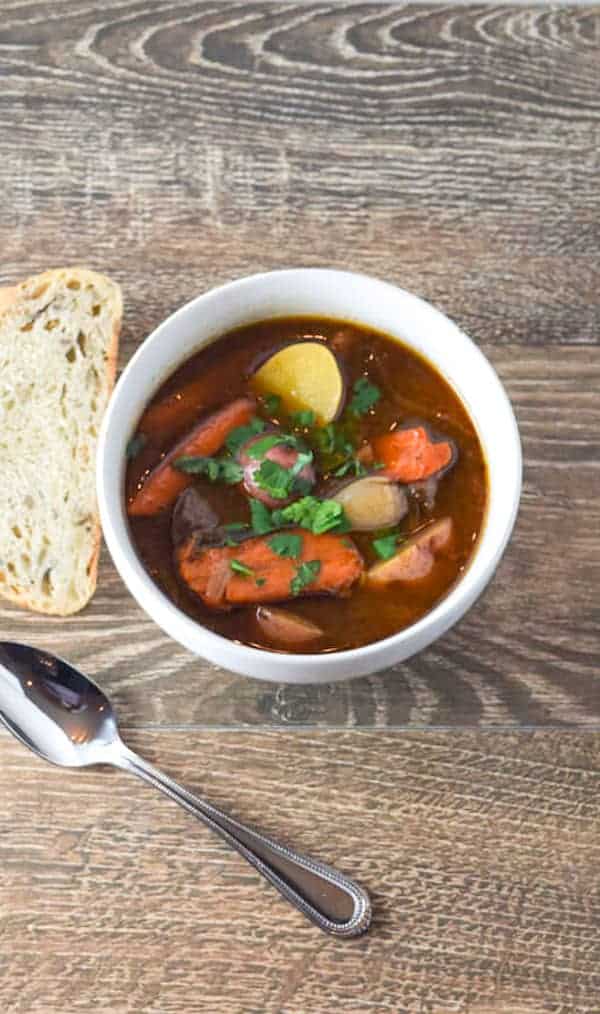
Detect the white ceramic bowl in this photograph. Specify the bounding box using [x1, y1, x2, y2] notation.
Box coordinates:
[97, 269, 521, 684]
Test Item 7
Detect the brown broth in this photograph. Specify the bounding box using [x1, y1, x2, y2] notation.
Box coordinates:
[126, 317, 488, 653]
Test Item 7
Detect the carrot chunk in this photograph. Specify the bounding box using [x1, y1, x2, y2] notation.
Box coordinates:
[176, 529, 364, 610]
[372, 426, 454, 483]
[138, 367, 229, 438]
[128, 397, 255, 517]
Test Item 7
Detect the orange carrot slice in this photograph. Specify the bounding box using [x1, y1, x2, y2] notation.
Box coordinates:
[372, 426, 453, 483]
[128, 397, 255, 517]
[176, 529, 363, 610]
[138, 367, 230, 439]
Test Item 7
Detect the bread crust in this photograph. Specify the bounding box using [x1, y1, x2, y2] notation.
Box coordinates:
[0, 285, 18, 315]
[0, 267, 122, 615]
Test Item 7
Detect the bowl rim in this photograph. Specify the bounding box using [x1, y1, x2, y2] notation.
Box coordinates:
[97, 267, 522, 677]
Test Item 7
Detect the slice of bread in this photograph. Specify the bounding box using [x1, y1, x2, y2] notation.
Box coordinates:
[0, 267, 122, 615]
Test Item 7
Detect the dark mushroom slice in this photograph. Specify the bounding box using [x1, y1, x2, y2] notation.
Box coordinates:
[367, 517, 453, 586]
[172, 488, 255, 553]
[171, 488, 220, 547]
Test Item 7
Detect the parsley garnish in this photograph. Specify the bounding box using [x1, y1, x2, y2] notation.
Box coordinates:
[313, 422, 352, 459]
[291, 477, 314, 496]
[333, 457, 369, 478]
[254, 448, 314, 500]
[293, 476, 314, 496]
[255, 577, 267, 587]
[332, 459, 355, 478]
[262, 393, 281, 415]
[126, 433, 147, 459]
[290, 409, 316, 428]
[254, 459, 295, 500]
[250, 499, 275, 534]
[222, 522, 249, 547]
[173, 455, 218, 478]
[310, 421, 356, 473]
[311, 500, 350, 535]
[230, 559, 254, 577]
[291, 560, 321, 596]
[290, 449, 313, 475]
[268, 532, 303, 558]
[272, 496, 350, 535]
[372, 531, 405, 560]
[246, 433, 288, 459]
[174, 456, 243, 485]
[348, 377, 381, 416]
[220, 458, 245, 484]
[225, 417, 265, 454]
[249, 496, 350, 536]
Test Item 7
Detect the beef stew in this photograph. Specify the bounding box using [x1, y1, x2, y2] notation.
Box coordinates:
[126, 317, 487, 654]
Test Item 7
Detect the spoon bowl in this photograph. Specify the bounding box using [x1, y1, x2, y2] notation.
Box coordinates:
[0, 642, 118, 767]
[0, 641, 371, 937]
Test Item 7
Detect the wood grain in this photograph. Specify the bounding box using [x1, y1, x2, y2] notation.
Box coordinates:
[2, 7, 600, 1012]
[0, 2, 599, 351]
[3, 729, 600, 1013]
[0, 2, 599, 728]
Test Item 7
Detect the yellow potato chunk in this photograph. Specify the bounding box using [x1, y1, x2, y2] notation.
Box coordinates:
[252, 341, 344, 424]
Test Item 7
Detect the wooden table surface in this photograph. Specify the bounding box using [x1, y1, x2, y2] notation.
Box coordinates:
[1, 3, 599, 1011]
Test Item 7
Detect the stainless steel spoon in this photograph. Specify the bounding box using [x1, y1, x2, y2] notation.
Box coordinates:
[0, 642, 371, 937]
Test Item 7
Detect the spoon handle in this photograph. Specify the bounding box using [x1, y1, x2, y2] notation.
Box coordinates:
[117, 746, 370, 937]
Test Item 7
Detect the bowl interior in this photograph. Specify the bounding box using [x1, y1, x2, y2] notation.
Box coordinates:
[97, 269, 521, 682]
